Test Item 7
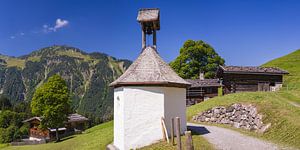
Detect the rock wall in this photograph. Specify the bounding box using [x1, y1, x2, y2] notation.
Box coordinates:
[192, 103, 271, 133]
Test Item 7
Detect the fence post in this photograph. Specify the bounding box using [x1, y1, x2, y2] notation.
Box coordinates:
[171, 118, 175, 146]
[161, 117, 166, 141]
[185, 131, 194, 150]
[176, 117, 182, 150]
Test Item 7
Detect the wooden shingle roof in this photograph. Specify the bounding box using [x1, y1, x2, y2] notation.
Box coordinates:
[219, 66, 289, 75]
[185, 79, 222, 88]
[68, 113, 89, 123]
[137, 8, 159, 22]
[23, 114, 88, 123]
[110, 46, 191, 88]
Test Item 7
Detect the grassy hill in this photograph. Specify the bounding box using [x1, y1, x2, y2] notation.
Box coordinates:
[1, 121, 113, 150]
[188, 49, 300, 149]
[263, 49, 300, 91]
[1, 121, 214, 150]
[2, 49, 300, 150]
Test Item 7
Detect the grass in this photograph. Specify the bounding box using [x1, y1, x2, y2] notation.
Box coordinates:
[26, 56, 41, 62]
[2, 49, 300, 149]
[0, 144, 9, 149]
[263, 49, 300, 90]
[56, 50, 93, 62]
[0, 55, 25, 69]
[187, 91, 300, 149]
[2, 121, 113, 150]
[186, 49, 300, 149]
[140, 132, 214, 150]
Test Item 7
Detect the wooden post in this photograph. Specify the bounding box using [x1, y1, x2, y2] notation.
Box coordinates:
[142, 29, 146, 49]
[153, 30, 157, 48]
[171, 118, 175, 145]
[185, 131, 194, 150]
[175, 117, 182, 150]
[161, 117, 166, 141]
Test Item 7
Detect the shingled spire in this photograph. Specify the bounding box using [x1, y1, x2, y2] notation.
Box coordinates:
[110, 8, 190, 88]
[137, 8, 160, 48]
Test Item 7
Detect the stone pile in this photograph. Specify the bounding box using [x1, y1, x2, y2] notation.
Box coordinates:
[192, 103, 271, 133]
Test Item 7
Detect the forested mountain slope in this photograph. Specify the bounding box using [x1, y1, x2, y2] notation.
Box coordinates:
[0, 45, 131, 123]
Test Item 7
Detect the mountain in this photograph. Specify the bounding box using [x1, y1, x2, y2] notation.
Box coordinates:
[0, 45, 131, 123]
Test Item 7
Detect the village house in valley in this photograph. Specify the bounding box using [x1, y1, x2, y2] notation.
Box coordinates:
[108, 8, 190, 150]
[23, 114, 88, 141]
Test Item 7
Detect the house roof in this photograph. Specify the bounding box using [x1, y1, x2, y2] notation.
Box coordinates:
[22, 117, 42, 123]
[110, 46, 191, 88]
[185, 79, 222, 88]
[68, 113, 89, 123]
[137, 8, 159, 22]
[219, 65, 289, 75]
[23, 114, 88, 123]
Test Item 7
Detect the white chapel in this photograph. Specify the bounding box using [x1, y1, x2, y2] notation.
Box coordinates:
[109, 8, 191, 150]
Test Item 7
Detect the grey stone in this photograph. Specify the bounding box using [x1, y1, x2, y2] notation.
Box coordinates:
[233, 122, 241, 128]
[258, 123, 271, 133]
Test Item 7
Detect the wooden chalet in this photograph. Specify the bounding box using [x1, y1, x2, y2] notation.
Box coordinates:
[185, 73, 222, 105]
[23, 113, 88, 141]
[217, 66, 289, 94]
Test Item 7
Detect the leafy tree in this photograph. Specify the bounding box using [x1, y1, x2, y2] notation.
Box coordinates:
[31, 74, 71, 142]
[0, 96, 12, 110]
[170, 40, 225, 79]
[0, 110, 28, 143]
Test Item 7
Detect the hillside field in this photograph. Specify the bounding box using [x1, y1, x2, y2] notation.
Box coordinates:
[187, 49, 300, 149]
[1, 121, 113, 150]
[2, 49, 300, 150]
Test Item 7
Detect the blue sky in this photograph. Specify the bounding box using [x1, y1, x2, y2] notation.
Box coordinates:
[0, 0, 300, 66]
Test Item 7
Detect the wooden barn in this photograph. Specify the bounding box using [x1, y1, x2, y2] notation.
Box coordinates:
[185, 73, 222, 105]
[23, 113, 88, 141]
[217, 66, 289, 94]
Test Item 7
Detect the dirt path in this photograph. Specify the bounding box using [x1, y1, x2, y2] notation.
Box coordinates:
[187, 123, 285, 150]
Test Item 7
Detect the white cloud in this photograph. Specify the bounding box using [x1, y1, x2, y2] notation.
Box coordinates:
[20, 32, 25, 36]
[54, 19, 69, 30]
[10, 36, 15, 39]
[43, 18, 69, 32]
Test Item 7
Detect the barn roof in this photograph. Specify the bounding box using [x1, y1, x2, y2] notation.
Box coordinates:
[22, 117, 42, 123]
[219, 66, 289, 75]
[68, 113, 89, 123]
[185, 79, 222, 88]
[23, 114, 88, 123]
[137, 8, 159, 22]
[110, 46, 191, 88]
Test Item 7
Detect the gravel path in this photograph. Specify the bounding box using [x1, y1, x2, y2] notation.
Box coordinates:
[187, 123, 281, 150]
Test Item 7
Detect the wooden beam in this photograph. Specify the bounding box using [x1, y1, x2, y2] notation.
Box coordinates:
[185, 131, 194, 150]
[142, 29, 146, 49]
[171, 118, 175, 145]
[176, 117, 182, 150]
[153, 30, 157, 48]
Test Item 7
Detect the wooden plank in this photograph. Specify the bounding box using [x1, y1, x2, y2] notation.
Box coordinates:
[175, 117, 182, 150]
[171, 118, 175, 145]
[185, 131, 194, 150]
[161, 117, 166, 141]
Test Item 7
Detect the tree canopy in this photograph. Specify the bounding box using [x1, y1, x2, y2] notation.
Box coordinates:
[170, 40, 225, 79]
[31, 74, 70, 141]
[0, 96, 12, 110]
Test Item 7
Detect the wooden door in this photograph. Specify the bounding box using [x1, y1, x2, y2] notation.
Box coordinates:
[258, 82, 270, 91]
